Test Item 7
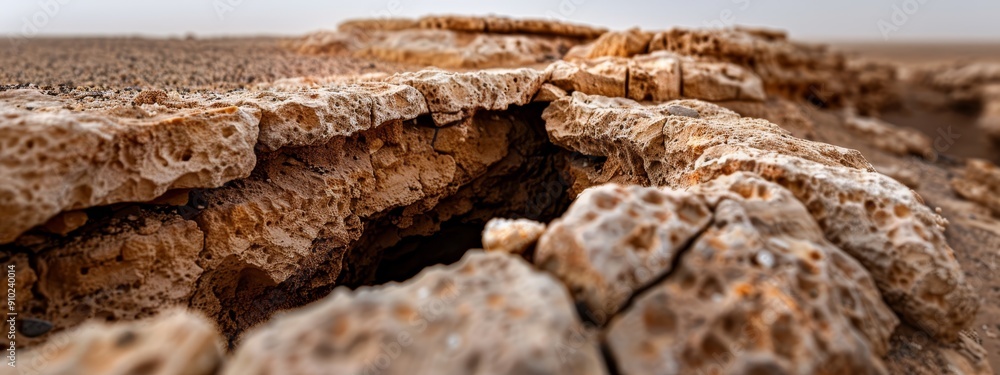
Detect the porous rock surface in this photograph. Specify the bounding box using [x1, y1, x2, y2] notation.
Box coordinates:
[5, 309, 223, 375]
[0, 89, 259, 243]
[224, 251, 606, 375]
[2, 15, 997, 375]
[604, 174, 897, 374]
[542, 92, 978, 340]
[535, 184, 711, 322]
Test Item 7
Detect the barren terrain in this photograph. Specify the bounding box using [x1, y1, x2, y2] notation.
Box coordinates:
[2, 17, 999, 375]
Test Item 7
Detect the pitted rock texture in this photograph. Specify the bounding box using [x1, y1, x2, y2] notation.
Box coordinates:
[951, 159, 1000, 218]
[886, 325, 993, 375]
[542, 92, 977, 340]
[386, 68, 546, 125]
[224, 251, 606, 375]
[535, 184, 711, 323]
[844, 114, 935, 159]
[6, 309, 223, 375]
[606, 174, 897, 375]
[482, 218, 546, 255]
[293, 16, 604, 69]
[11, 210, 203, 347]
[0, 89, 259, 244]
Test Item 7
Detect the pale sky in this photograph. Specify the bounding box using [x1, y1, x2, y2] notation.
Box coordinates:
[1, 0, 998, 42]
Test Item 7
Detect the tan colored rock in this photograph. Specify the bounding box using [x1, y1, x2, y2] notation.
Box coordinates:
[233, 82, 428, 151]
[952, 159, 1000, 218]
[845, 114, 935, 159]
[978, 84, 1000, 141]
[482, 218, 546, 255]
[387, 68, 546, 125]
[0, 89, 259, 244]
[535, 184, 711, 322]
[532, 82, 568, 102]
[39, 210, 88, 236]
[586, 28, 652, 58]
[627, 51, 682, 102]
[547, 58, 628, 98]
[606, 174, 898, 375]
[224, 252, 606, 375]
[886, 325, 994, 375]
[417, 15, 607, 39]
[357, 29, 576, 69]
[542, 92, 977, 340]
[10, 309, 223, 375]
[682, 60, 766, 101]
[25, 212, 204, 344]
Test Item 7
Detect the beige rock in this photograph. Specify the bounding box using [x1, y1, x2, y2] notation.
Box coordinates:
[532, 83, 568, 102]
[586, 28, 652, 58]
[0, 89, 259, 244]
[233, 82, 428, 151]
[886, 325, 994, 375]
[387, 68, 546, 125]
[482, 218, 546, 255]
[547, 58, 628, 98]
[39, 210, 88, 236]
[535, 184, 711, 322]
[627, 51, 682, 102]
[9, 309, 223, 375]
[682, 60, 767, 101]
[951, 159, 1000, 218]
[845, 114, 935, 159]
[542, 92, 977, 340]
[417, 15, 607, 39]
[357, 29, 576, 69]
[224, 252, 606, 375]
[978, 84, 1000, 141]
[606, 174, 898, 375]
[26, 212, 204, 344]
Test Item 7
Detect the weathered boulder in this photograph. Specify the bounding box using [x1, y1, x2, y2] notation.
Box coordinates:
[224, 251, 606, 375]
[534, 184, 711, 322]
[0, 89, 259, 243]
[606, 174, 898, 374]
[7, 309, 223, 375]
[542, 92, 977, 340]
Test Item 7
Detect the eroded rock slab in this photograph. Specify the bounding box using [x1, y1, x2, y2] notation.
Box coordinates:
[542, 92, 977, 340]
[952, 158, 1000, 218]
[224, 251, 606, 375]
[0, 89, 259, 243]
[7, 309, 223, 375]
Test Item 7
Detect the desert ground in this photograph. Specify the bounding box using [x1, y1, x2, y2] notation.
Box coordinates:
[1, 17, 999, 374]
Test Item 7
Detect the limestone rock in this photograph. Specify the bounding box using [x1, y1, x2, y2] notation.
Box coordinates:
[886, 325, 994, 375]
[21, 211, 204, 345]
[386, 68, 546, 125]
[627, 51, 682, 102]
[547, 58, 628, 99]
[845, 114, 935, 159]
[234, 82, 428, 151]
[0, 89, 259, 244]
[606, 174, 898, 375]
[357, 29, 576, 69]
[9, 309, 223, 375]
[585, 28, 652, 58]
[534, 184, 711, 322]
[681, 60, 766, 101]
[482, 218, 546, 255]
[532, 83, 568, 102]
[951, 159, 1000, 218]
[978, 84, 1000, 141]
[417, 15, 607, 39]
[542, 92, 977, 340]
[224, 252, 606, 375]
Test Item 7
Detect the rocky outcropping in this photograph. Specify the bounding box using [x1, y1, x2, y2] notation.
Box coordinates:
[3, 15, 996, 375]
